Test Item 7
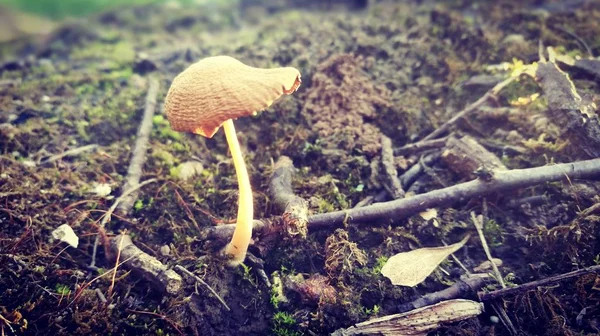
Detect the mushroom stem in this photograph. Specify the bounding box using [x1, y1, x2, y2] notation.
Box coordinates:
[222, 119, 254, 266]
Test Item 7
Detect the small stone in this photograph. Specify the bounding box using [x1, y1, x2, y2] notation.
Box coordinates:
[160, 245, 171, 256]
[51, 224, 79, 248]
[175, 161, 204, 181]
[91, 183, 112, 197]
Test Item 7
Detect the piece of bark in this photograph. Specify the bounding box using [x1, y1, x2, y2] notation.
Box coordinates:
[269, 156, 308, 238]
[110, 234, 182, 295]
[381, 135, 405, 199]
[536, 48, 600, 158]
[332, 299, 484, 336]
[441, 135, 507, 180]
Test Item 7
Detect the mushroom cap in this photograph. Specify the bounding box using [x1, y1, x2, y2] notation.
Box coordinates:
[164, 55, 302, 138]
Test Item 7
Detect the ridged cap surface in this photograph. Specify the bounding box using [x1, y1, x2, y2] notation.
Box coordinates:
[164, 56, 301, 138]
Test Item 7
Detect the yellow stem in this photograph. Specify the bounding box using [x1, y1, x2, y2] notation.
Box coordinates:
[222, 119, 253, 266]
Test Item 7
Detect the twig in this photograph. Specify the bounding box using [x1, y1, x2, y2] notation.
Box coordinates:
[89, 178, 157, 268]
[399, 153, 440, 189]
[397, 274, 490, 313]
[41, 144, 99, 164]
[174, 265, 230, 311]
[478, 264, 600, 301]
[393, 136, 448, 157]
[309, 158, 600, 228]
[471, 212, 505, 288]
[204, 158, 600, 239]
[110, 234, 182, 295]
[268, 156, 308, 238]
[0, 313, 15, 334]
[108, 234, 126, 297]
[422, 76, 516, 141]
[380, 135, 405, 199]
[117, 77, 160, 215]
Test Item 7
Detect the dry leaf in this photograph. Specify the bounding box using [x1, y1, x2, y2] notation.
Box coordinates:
[381, 236, 470, 287]
[334, 299, 484, 336]
[418, 208, 438, 221]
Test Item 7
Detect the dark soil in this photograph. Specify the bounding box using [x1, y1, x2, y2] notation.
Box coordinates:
[1, 0, 600, 335]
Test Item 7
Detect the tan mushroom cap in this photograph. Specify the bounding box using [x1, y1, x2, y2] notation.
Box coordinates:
[164, 56, 302, 138]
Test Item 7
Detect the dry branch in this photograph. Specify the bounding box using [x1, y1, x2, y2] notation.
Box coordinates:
[308, 158, 600, 228]
[117, 77, 160, 215]
[332, 299, 484, 336]
[380, 135, 405, 199]
[397, 274, 490, 313]
[478, 264, 600, 301]
[109, 234, 182, 295]
[203, 158, 600, 240]
[269, 156, 308, 238]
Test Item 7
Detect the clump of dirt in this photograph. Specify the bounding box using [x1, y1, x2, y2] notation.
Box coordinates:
[302, 53, 391, 157]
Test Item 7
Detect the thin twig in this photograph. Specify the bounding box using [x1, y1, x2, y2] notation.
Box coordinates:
[117, 77, 160, 215]
[471, 212, 505, 288]
[422, 76, 516, 141]
[269, 156, 309, 238]
[397, 274, 490, 313]
[381, 135, 405, 199]
[40, 144, 99, 164]
[478, 264, 600, 301]
[174, 265, 231, 311]
[0, 313, 15, 334]
[393, 136, 448, 157]
[89, 178, 157, 268]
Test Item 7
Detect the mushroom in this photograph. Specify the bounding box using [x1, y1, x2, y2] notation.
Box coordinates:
[164, 56, 301, 266]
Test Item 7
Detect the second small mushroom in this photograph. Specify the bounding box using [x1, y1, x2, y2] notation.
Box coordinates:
[164, 56, 301, 266]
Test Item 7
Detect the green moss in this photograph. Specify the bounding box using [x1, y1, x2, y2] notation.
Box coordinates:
[71, 41, 136, 64]
[272, 312, 301, 336]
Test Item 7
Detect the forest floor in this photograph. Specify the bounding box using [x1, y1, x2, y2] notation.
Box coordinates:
[1, 0, 600, 335]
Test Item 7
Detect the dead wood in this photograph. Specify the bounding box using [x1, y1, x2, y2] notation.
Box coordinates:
[397, 274, 490, 313]
[478, 264, 600, 301]
[110, 234, 182, 295]
[535, 47, 600, 158]
[380, 134, 405, 199]
[204, 158, 600, 240]
[441, 135, 507, 180]
[268, 156, 308, 238]
[117, 77, 160, 215]
[308, 158, 600, 228]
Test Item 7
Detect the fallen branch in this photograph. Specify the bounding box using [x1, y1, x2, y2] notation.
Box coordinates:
[397, 274, 490, 313]
[203, 158, 600, 239]
[478, 264, 600, 302]
[308, 158, 600, 228]
[110, 234, 182, 295]
[117, 77, 160, 215]
[269, 156, 308, 238]
[332, 299, 484, 336]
